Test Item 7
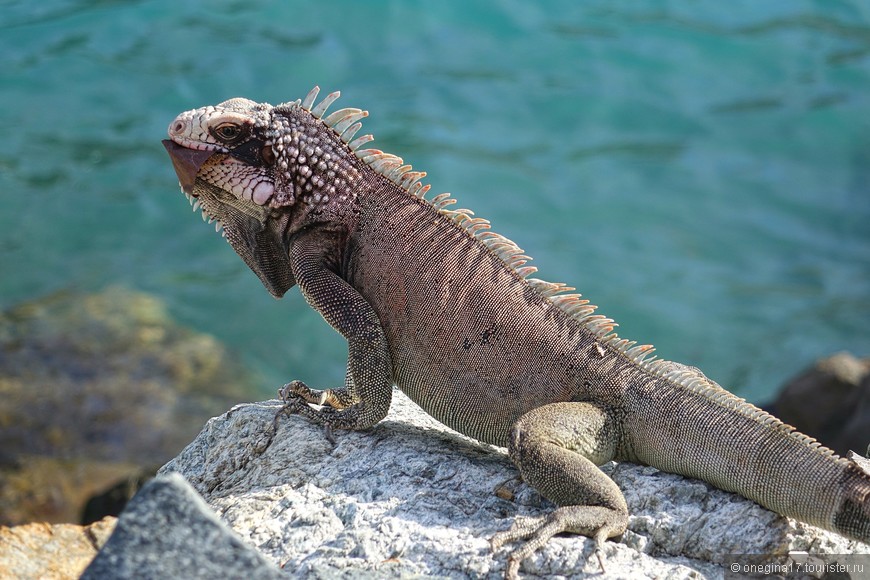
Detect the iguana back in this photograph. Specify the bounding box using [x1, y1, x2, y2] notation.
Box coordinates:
[349, 180, 619, 446]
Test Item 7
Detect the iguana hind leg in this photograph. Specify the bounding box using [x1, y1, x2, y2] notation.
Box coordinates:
[492, 402, 627, 579]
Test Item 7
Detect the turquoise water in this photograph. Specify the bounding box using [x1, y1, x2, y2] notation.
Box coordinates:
[2, 1, 869, 402]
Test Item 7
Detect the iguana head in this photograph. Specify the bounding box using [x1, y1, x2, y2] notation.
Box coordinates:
[162, 89, 370, 297]
[164, 98, 278, 203]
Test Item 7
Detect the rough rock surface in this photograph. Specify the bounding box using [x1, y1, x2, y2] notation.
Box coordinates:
[142, 390, 868, 579]
[0, 517, 116, 580]
[82, 473, 282, 580]
[769, 351, 870, 456]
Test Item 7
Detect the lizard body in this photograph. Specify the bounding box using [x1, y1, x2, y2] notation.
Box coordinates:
[163, 88, 870, 578]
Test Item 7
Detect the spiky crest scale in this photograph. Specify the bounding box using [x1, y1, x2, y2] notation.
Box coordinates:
[295, 89, 641, 351]
[286, 87, 843, 461]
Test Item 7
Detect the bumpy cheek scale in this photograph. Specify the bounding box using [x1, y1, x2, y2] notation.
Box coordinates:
[252, 181, 275, 205]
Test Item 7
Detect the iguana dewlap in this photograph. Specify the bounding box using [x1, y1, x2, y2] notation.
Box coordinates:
[163, 87, 870, 579]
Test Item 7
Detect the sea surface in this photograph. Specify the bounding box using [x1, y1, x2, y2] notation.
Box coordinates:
[2, 1, 869, 403]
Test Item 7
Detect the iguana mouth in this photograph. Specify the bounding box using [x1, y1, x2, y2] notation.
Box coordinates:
[162, 139, 216, 195]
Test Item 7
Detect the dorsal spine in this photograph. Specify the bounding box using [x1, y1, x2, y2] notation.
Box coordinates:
[284, 86, 847, 460]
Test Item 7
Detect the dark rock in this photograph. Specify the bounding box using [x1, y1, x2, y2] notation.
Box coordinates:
[81, 468, 155, 525]
[0, 456, 139, 526]
[769, 352, 870, 456]
[82, 473, 283, 580]
[0, 287, 257, 525]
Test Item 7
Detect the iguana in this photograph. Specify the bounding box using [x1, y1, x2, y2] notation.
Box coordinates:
[162, 87, 870, 578]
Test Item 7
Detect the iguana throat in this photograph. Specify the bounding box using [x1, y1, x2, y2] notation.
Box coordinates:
[163, 139, 294, 298]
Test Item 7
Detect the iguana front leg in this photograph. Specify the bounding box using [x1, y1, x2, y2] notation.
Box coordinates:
[277, 227, 393, 431]
[492, 402, 628, 579]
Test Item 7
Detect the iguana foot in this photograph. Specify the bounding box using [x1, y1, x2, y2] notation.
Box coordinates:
[270, 386, 338, 444]
[491, 507, 620, 579]
[278, 380, 355, 409]
[276, 380, 340, 422]
[274, 380, 388, 431]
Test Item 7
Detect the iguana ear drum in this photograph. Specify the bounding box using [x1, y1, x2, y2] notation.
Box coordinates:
[261, 144, 276, 165]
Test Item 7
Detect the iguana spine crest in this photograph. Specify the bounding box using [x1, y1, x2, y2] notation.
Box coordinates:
[295, 85, 844, 467]
[298, 88, 627, 338]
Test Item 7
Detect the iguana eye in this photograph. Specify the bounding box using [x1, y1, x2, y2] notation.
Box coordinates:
[212, 123, 244, 143]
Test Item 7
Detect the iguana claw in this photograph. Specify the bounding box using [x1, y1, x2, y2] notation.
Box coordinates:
[491, 509, 618, 578]
[278, 380, 312, 403]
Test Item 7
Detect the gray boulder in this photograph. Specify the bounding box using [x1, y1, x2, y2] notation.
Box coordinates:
[124, 390, 865, 579]
[81, 472, 283, 580]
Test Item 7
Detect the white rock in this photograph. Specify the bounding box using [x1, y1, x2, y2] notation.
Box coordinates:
[153, 390, 868, 578]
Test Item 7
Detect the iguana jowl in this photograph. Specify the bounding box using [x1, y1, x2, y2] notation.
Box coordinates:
[163, 87, 870, 578]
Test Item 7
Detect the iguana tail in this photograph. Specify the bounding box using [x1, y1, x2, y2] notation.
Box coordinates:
[624, 367, 870, 543]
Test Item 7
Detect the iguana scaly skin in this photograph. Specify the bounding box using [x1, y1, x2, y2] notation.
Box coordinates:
[163, 87, 870, 578]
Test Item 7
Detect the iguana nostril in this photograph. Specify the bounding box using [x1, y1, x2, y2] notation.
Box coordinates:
[169, 119, 186, 135]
